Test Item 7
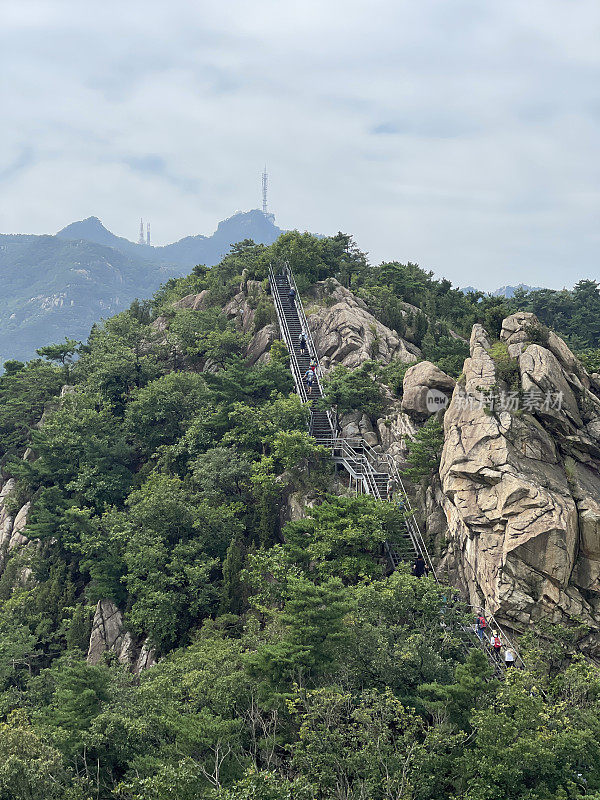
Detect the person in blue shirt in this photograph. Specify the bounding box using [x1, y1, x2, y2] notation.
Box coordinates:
[304, 369, 315, 395]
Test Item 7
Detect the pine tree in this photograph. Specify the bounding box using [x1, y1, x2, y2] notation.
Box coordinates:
[220, 536, 245, 615]
[404, 416, 444, 481]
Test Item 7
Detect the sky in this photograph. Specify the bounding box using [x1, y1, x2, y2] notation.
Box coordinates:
[1, 0, 599, 290]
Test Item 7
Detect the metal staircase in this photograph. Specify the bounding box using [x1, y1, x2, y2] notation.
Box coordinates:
[268, 262, 524, 676]
[269, 263, 434, 575]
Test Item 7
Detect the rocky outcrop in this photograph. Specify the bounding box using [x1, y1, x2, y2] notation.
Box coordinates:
[436, 313, 600, 651]
[306, 280, 419, 370]
[173, 289, 210, 311]
[401, 361, 455, 417]
[246, 324, 277, 366]
[338, 410, 379, 447]
[9, 502, 30, 551]
[87, 599, 156, 672]
[0, 479, 31, 566]
[0, 479, 16, 553]
[377, 405, 419, 468]
[224, 281, 267, 335]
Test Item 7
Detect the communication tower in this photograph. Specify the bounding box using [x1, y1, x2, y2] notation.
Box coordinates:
[261, 167, 268, 214]
[137, 218, 145, 245]
[146, 222, 151, 246]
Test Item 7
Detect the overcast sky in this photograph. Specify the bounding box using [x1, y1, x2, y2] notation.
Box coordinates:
[1, 0, 598, 290]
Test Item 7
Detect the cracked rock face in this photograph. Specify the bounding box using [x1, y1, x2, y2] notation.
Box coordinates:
[437, 314, 600, 651]
[306, 279, 419, 370]
[87, 599, 156, 672]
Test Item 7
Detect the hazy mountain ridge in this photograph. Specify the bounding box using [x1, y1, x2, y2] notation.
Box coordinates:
[0, 210, 284, 365]
[461, 282, 544, 297]
[56, 209, 283, 268]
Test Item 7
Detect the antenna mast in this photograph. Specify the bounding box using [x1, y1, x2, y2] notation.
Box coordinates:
[261, 167, 268, 214]
[137, 218, 145, 245]
[146, 222, 151, 246]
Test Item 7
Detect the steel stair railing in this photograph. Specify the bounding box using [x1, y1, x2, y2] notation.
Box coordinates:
[268, 265, 309, 402]
[268, 263, 426, 571]
[282, 263, 339, 435]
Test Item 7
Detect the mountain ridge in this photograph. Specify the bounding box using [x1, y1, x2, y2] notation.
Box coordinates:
[0, 209, 286, 365]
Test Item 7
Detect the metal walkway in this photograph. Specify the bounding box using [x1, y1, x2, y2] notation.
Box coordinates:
[268, 262, 524, 676]
[269, 263, 434, 575]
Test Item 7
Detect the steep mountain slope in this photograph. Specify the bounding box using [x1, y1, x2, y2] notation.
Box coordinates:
[1, 235, 600, 796]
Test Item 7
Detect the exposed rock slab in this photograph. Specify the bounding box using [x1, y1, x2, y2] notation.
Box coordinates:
[306, 280, 419, 370]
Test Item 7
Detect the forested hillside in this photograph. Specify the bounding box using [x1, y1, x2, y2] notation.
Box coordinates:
[0, 210, 284, 366]
[1, 232, 600, 799]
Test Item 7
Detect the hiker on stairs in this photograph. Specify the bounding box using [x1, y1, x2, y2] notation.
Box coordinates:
[490, 630, 502, 663]
[412, 554, 428, 578]
[387, 476, 396, 502]
[304, 369, 316, 396]
[299, 331, 308, 356]
[288, 287, 296, 308]
[475, 612, 487, 641]
[504, 646, 516, 668]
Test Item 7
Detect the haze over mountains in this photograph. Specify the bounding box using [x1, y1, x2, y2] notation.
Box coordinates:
[0, 210, 284, 366]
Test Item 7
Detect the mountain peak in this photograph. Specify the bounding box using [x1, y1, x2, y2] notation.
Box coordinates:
[213, 209, 281, 241]
[57, 216, 120, 246]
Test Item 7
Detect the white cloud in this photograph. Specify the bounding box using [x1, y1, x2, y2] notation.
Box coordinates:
[0, 0, 598, 289]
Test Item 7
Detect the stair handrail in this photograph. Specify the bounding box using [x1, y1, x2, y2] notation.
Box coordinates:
[271, 262, 432, 573]
[283, 262, 322, 376]
[282, 262, 341, 434]
[272, 264, 523, 674]
[268, 265, 309, 403]
[270, 263, 333, 416]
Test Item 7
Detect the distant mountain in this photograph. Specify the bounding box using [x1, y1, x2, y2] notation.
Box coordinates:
[56, 209, 284, 268]
[0, 210, 286, 366]
[461, 283, 544, 298]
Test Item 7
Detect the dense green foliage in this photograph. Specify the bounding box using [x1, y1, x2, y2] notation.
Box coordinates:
[0, 232, 599, 798]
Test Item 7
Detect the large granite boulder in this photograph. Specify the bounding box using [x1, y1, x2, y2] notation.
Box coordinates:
[224, 281, 267, 335]
[401, 361, 455, 416]
[87, 599, 136, 666]
[246, 324, 277, 366]
[173, 289, 210, 311]
[306, 280, 419, 370]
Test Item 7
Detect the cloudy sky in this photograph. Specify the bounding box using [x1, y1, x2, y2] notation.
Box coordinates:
[1, 0, 598, 289]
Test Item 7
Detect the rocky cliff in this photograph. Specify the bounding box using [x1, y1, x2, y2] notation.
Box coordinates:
[432, 313, 600, 651]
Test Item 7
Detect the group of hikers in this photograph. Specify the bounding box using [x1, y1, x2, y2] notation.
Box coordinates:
[475, 612, 517, 668]
[288, 277, 317, 395]
[297, 328, 319, 395]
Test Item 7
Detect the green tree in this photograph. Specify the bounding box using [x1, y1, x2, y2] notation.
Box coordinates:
[244, 576, 353, 691]
[404, 416, 444, 481]
[220, 537, 246, 615]
[124, 372, 210, 454]
[322, 361, 384, 418]
[123, 474, 240, 650]
[36, 338, 80, 381]
[0, 710, 89, 799]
